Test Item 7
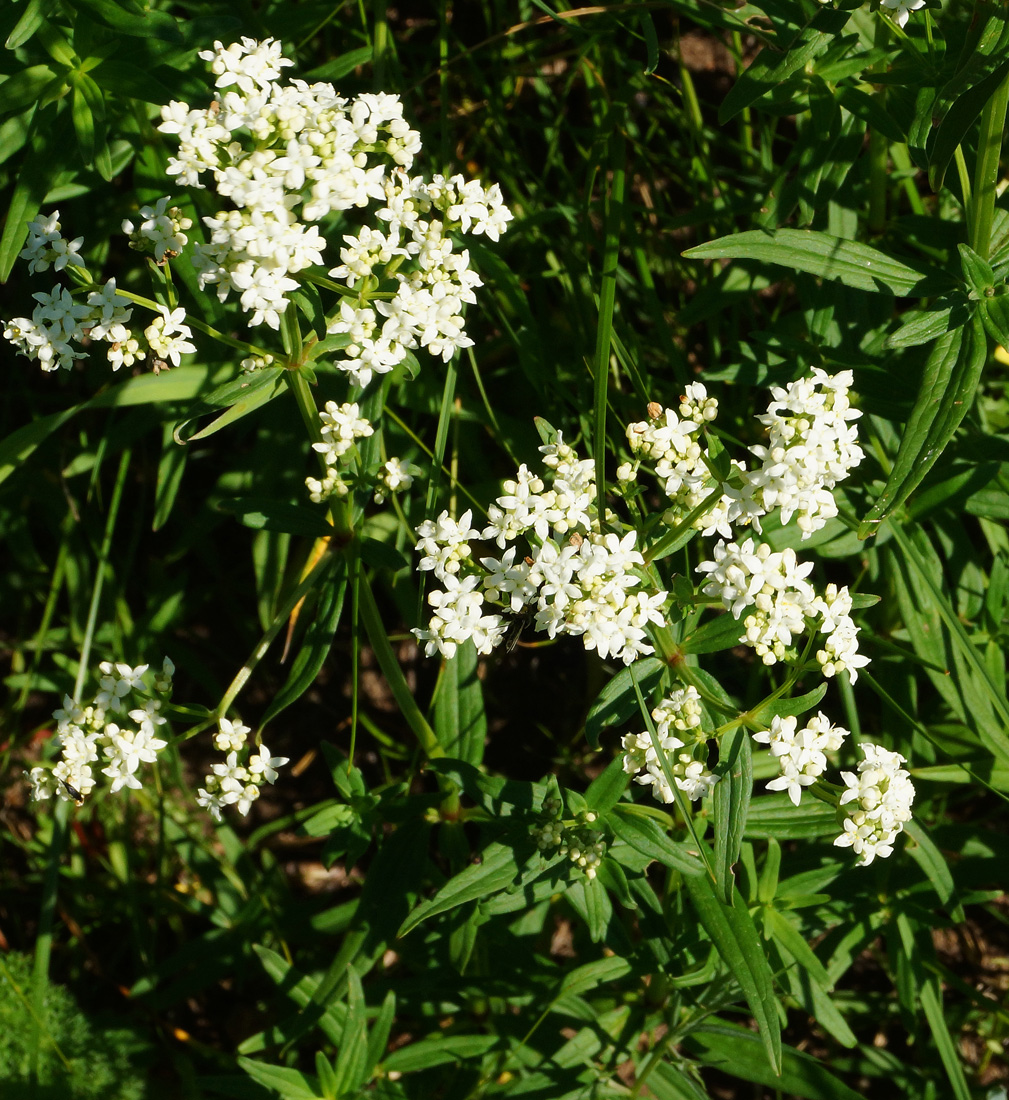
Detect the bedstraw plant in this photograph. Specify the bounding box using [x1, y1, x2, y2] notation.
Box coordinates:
[1, 2, 1008, 1099]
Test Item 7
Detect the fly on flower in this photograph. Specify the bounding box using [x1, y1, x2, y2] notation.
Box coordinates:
[60, 778, 85, 807]
[502, 605, 535, 655]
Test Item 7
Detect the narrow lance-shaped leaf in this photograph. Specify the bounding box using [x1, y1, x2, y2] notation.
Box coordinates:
[684, 229, 938, 297]
[718, 7, 852, 123]
[685, 875, 782, 1074]
[260, 559, 346, 729]
[713, 726, 752, 904]
[0, 104, 62, 282]
[860, 314, 987, 538]
[434, 639, 487, 765]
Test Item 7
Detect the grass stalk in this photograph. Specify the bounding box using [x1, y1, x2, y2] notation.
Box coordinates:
[592, 104, 626, 524]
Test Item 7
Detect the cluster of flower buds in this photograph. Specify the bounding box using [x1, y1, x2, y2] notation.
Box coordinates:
[697, 539, 869, 681]
[834, 743, 915, 865]
[531, 798, 606, 880]
[621, 686, 720, 802]
[27, 658, 175, 805]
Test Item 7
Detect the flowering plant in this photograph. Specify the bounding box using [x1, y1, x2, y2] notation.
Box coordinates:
[2, 5, 1005, 1100]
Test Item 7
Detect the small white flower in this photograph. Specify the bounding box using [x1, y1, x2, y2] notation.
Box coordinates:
[247, 744, 289, 784]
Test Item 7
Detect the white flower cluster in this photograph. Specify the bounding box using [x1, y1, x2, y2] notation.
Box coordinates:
[748, 715, 916, 866]
[834, 743, 915, 866]
[27, 658, 175, 805]
[621, 686, 720, 802]
[531, 800, 606, 880]
[158, 37, 512, 379]
[748, 369, 864, 537]
[196, 717, 289, 821]
[752, 712, 847, 805]
[624, 371, 863, 541]
[374, 456, 418, 504]
[306, 400, 375, 502]
[3, 205, 199, 375]
[123, 197, 193, 262]
[414, 436, 668, 665]
[18, 210, 83, 275]
[697, 539, 870, 681]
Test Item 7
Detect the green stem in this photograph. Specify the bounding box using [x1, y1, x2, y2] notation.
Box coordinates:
[359, 573, 443, 758]
[285, 368, 354, 540]
[592, 104, 626, 525]
[32, 447, 131, 1084]
[642, 481, 725, 565]
[969, 70, 1009, 261]
[75, 448, 132, 700]
[114, 288, 277, 360]
[373, 0, 389, 90]
[215, 552, 337, 720]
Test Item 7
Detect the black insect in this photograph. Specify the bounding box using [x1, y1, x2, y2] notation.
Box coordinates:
[502, 605, 536, 655]
[60, 779, 85, 807]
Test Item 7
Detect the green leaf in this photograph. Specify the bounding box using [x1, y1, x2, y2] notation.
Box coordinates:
[71, 78, 96, 164]
[382, 1034, 499, 1074]
[684, 229, 936, 296]
[718, 8, 851, 123]
[363, 990, 395, 1081]
[153, 422, 187, 531]
[744, 793, 838, 840]
[217, 497, 335, 538]
[303, 46, 373, 82]
[72, 0, 185, 41]
[606, 804, 705, 876]
[980, 292, 1009, 348]
[332, 969, 369, 1097]
[584, 755, 630, 814]
[237, 1058, 319, 1100]
[583, 657, 663, 750]
[0, 366, 210, 487]
[260, 560, 346, 729]
[763, 906, 832, 990]
[835, 85, 903, 143]
[683, 1021, 863, 1099]
[895, 914, 972, 1100]
[565, 875, 612, 943]
[684, 878, 781, 1073]
[959, 243, 994, 298]
[904, 819, 963, 921]
[559, 955, 633, 998]
[88, 58, 180, 104]
[174, 369, 287, 443]
[713, 727, 751, 904]
[750, 683, 827, 728]
[679, 611, 743, 655]
[887, 300, 969, 350]
[0, 105, 61, 282]
[0, 65, 60, 115]
[434, 640, 487, 764]
[859, 322, 976, 537]
[398, 841, 525, 935]
[5, 0, 56, 50]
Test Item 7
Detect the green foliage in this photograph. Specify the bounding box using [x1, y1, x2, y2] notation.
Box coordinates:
[2, 1, 1009, 1099]
[0, 953, 149, 1099]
